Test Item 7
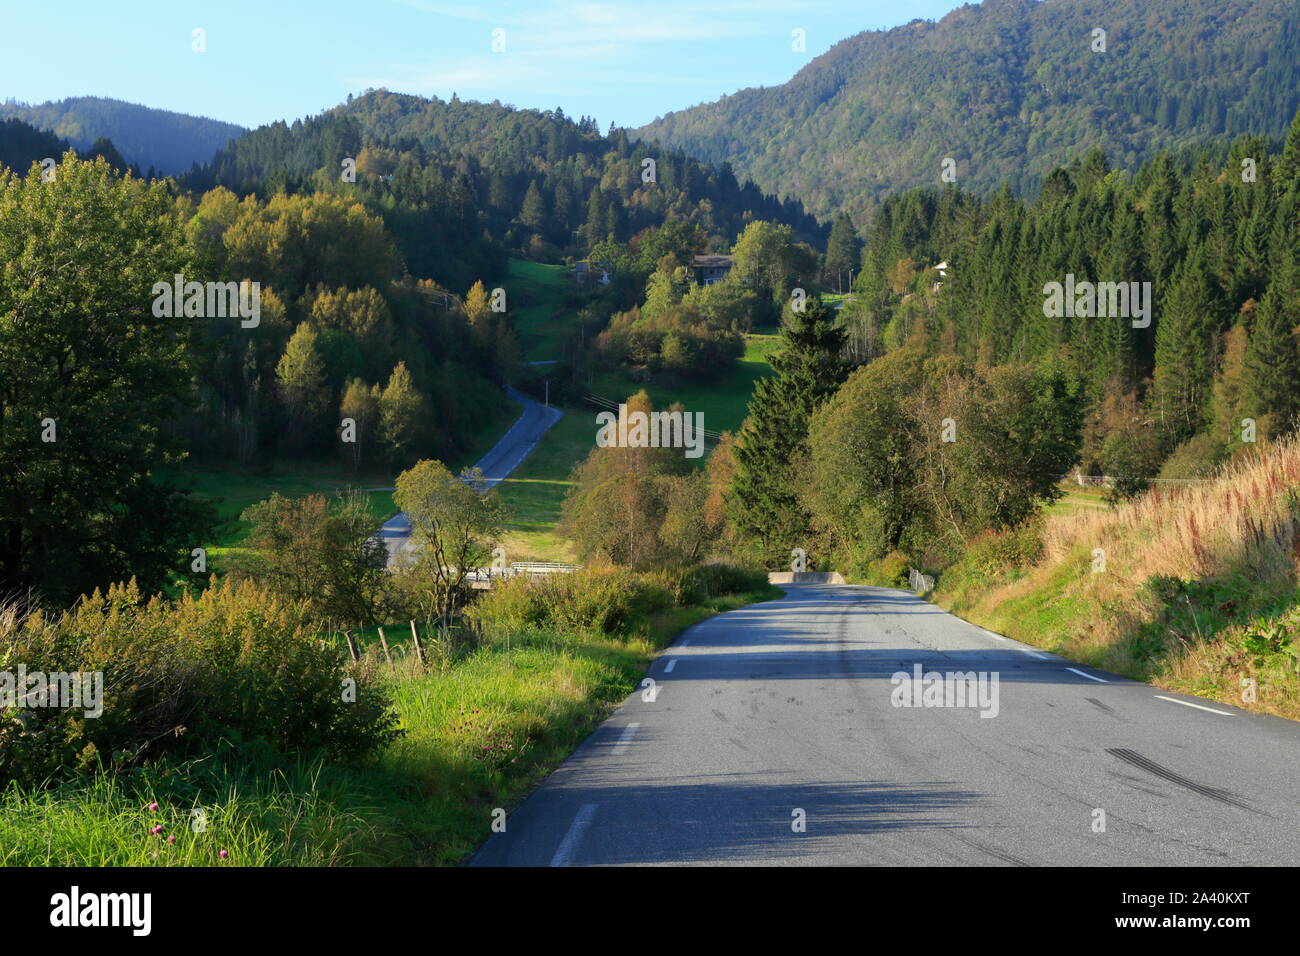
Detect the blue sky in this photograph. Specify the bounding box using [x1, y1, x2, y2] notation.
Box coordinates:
[1, 0, 967, 131]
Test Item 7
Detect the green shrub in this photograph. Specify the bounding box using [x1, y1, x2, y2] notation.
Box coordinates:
[961, 521, 1045, 579]
[468, 562, 764, 639]
[876, 551, 912, 586]
[469, 568, 641, 636]
[680, 562, 770, 599]
[0, 578, 401, 790]
[1158, 433, 1228, 481]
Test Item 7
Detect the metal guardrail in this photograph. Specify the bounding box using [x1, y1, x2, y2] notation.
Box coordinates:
[908, 568, 936, 593]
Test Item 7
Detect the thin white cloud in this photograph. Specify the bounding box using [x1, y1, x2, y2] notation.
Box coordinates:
[374, 0, 835, 118]
[391, 0, 786, 43]
[349, 53, 715, 100]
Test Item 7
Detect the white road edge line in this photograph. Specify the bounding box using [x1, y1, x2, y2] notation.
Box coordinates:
[1154, 695, 1235, 716]
[549, 803, 598, 867]
[1065, 667, 1107, 683]
[983, 630, 1008, 641]
[612, 722, 640, 754]
[1020, 649, 1049, 659]
[664, 659, 677, 673]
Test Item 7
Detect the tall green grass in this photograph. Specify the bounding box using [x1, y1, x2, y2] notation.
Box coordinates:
[0, 754, 381, 866]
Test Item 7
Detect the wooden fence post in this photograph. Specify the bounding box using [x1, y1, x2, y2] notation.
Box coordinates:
[409, 619, 426, 664]
[377, 626, 393, 664]
[344, 630, 361, 662]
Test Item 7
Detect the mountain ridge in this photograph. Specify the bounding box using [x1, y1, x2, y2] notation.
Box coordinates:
[634, 0, 1300, 221]
[0, 96, 246, 175]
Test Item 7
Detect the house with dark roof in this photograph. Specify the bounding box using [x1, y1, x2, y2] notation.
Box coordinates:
[691, 254, 734, 285]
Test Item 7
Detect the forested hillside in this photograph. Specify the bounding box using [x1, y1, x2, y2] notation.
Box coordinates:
[635, 0, 1300, 221]
[0, 96, 245, 175]
[187, 89, 825, 290]
[720, 109, 1300, 578]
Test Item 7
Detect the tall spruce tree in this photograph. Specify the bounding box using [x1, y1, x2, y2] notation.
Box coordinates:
[824, 212, 861, 292]
[728, 299, 847, 566]
[1152, 251, 1224, 449]
[1244, 243, 1300, 434]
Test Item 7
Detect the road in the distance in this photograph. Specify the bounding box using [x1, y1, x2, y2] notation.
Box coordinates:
[473, 583, 1300, 866]
[380, 386, 563, 564]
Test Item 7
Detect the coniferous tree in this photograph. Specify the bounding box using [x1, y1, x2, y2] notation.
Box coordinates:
[1244, 244, 1300, 434]
[520, 180, 547, 233]
[824, 212, 861, 292]
[1152, 252, 1223, 449]
[1274, 105, 1300, 197]
[728, 300, 847, 566]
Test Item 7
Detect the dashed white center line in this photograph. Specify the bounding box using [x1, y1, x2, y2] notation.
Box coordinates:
[664, 659, 677, 673]
[549, 803, 598, 867]
[1065, 667, 1107, 683]
[612, 722, 640, 754]
[1154, 695, 1234, 716]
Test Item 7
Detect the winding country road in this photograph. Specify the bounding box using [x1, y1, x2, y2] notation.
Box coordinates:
[473, 582, 1300, 866]
[380, 386, 563, 564]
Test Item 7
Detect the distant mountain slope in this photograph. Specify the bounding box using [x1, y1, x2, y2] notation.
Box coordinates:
[0, 97, 245, 175]
[0, 116, 134, 176]
[634, 0, 1300, 220]
[0, 118, 70, 175]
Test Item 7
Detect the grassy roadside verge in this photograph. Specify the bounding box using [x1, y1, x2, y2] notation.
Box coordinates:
[925, 441, 1300, 720]
[0, 585, 778, 866]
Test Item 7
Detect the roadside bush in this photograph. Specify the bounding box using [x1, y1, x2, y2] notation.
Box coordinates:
[848, 550, 911, 588]
[469, 567, 663, 637]
[469, 562, 765, 638]
[677, 563, 769, 601]
[961, 521, 1046, 579]
[0, 578, 401, 790]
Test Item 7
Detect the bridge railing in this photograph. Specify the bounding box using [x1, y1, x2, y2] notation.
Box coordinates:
[465, 562, 583, 585]
[506, 562, 582, 574]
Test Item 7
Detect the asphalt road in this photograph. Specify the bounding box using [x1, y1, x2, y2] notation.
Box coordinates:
[381, 386, 563, 564]
[473, 582, 1300, 866]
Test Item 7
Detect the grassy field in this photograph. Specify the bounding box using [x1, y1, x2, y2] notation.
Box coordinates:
[165, 466, 398, 571]
[506, 258, 573, 362]
[1043, 480, 1109, 517]
[172, 399, 519, 568]
[588, 333, 779, 435]
[494, 411, 594, 563]
[0, 587, 777, 866]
